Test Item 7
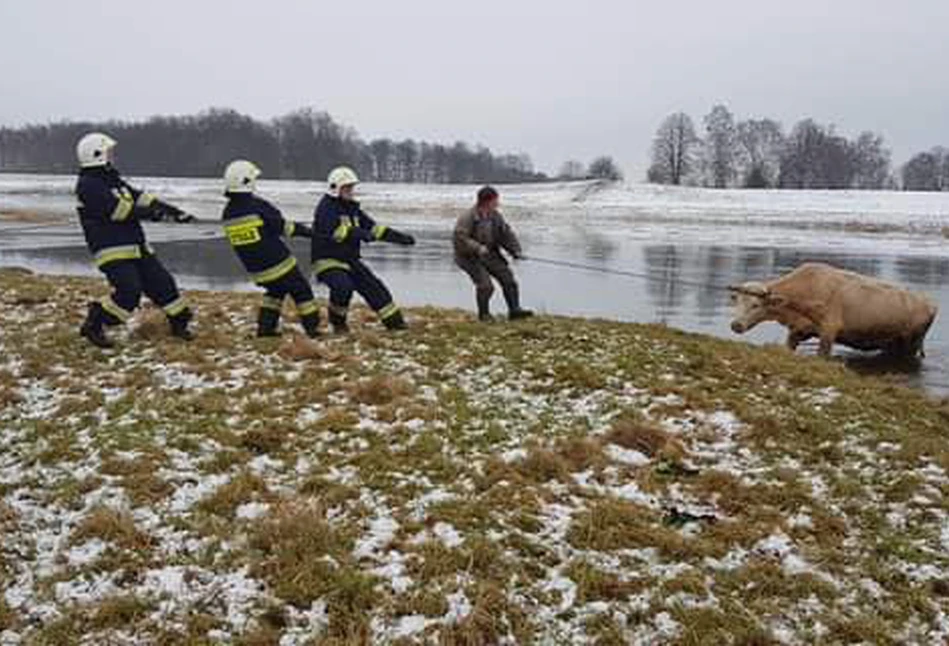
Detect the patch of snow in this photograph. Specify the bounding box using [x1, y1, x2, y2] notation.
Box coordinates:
[605, 444, 651, 467]
[432, 522, 464, 548]
[393, 614, 428, 639]
[444, 590, 472, 622]
[235, 501, 270, 520]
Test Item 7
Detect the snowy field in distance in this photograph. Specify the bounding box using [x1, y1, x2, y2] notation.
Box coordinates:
[3, 174, 949, 236]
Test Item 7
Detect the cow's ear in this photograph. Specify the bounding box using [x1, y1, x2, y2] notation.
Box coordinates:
[765, 292, 788, 307]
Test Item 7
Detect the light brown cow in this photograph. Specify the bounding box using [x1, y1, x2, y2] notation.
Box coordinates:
[729, 262, 938, 357]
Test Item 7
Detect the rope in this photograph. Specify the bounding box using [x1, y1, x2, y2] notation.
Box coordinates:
[522, 255, 738, 293]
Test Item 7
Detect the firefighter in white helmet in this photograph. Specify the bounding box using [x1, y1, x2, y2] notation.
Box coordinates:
[221, 160, 321, 338]
[74, 132, 195, 348]
[310, 166, 416, 333]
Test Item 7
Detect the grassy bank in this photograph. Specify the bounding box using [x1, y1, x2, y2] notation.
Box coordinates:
[1, 268, 948, 645]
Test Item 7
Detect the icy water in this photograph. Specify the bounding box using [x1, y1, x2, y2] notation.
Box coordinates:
[2, 174, 948, 394]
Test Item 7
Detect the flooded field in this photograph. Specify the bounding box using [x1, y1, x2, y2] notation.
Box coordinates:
[2, 174, 948, 393]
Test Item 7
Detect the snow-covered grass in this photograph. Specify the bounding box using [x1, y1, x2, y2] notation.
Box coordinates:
[2, 268, 949, 644]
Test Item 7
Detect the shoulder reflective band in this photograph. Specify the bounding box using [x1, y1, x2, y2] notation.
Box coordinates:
[284, 221, 296, 238]
[94, 244, 142, 267]
[136, 193, 157, 208]
[110, 194, 135, 222]
[372, 224, 388, 240]
[333, 221, 352, 243]
[313, 259, 351, 275]
[252, 256, 297, 285]
[224, 215, 264, 247]
[378, 303, 400, 321]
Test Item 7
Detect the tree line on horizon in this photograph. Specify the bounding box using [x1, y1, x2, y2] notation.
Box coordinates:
[0, 107, 561, 184]
[647, 104, 949, 191]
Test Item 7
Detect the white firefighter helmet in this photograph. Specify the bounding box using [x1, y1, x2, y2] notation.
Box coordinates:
[76, 132, 117, 168]
[224, 160, 262, 194]
[327, 166, 359, 197]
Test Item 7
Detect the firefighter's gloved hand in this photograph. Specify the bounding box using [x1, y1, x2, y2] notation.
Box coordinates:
[173, 212, 197, 224]
[382, 229, 416, 246]
[149, 199, 187, 223]
[293, 223, 314, 238]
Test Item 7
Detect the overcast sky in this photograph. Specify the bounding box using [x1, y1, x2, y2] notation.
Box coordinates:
[2, 0, 947, 178]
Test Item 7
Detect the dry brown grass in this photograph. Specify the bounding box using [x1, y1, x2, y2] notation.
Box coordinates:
[129, 306, 170, 340]
[278, 334, 333, 362]
[350, 375, 415, 406]
[72, 506, 154, 552]
[240, 426, 291, 455]
[248, 501, 352, 607]
[439, 583, 532, 645]
[0, 501, 16, 526]
[0, 210, 61, 223]
[515, 445, 569, 483]
[605, 414, 672, 457]
[567, 560, 650, 603]
[90, 595, 155, 630]
[196, 471, 269, 519]
[555, 435, 608, 472]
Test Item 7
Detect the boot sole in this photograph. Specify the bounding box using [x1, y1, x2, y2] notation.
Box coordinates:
[80, 327, 114, 349]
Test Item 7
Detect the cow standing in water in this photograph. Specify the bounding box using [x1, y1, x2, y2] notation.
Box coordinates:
[729, 263, 938, 358]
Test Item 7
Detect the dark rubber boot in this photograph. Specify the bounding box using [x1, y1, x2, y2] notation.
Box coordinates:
[300, 311, 321, 339]
[329, 310, 349, 335]
[476, 288, 493, 322]
[80, 302, 114, 349]
[169, 307, 194, 341]
[257, 307, 281, 338]
[383, 311, 408, 331]
[502, 283, 533, 320]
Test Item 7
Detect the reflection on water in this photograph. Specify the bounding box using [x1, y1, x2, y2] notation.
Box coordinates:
[0, 231, 946, 395]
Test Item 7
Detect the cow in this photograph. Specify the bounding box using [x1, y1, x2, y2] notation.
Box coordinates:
[728, 262, 938, 358]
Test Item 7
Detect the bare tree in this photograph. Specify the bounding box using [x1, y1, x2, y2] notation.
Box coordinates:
[648, 113, 699, 186]
[735, 118, 783, 188]
[851, 131, 891, 190]
[703, 105, 737, 188]
[0, 108, 548, 184]
[779, 119, 855, 189]
[902, 148, 948, 191]
[587, 156, 623, 181]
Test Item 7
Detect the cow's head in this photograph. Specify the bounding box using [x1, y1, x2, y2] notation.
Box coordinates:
[728, 282, 786, 333]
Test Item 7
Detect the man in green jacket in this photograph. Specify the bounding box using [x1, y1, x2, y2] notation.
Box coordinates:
[453, 186, 533, 322]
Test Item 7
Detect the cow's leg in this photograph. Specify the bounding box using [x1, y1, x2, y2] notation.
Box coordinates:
[786, 331, 804, 352]
[911, 334, 926, 358]
[817, 332, 836, 357]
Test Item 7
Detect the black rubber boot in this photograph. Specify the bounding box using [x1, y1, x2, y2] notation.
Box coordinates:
[300, 311, 321, 339]
[383, 311, 408, 331]
[169, 307, 194, 341]
[257, 307, 281, 338]
[329, 310, 350, 335]
[502, 283, 534, 320]
[80, 302, 114, 349]
[476, 288, 494, 322]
